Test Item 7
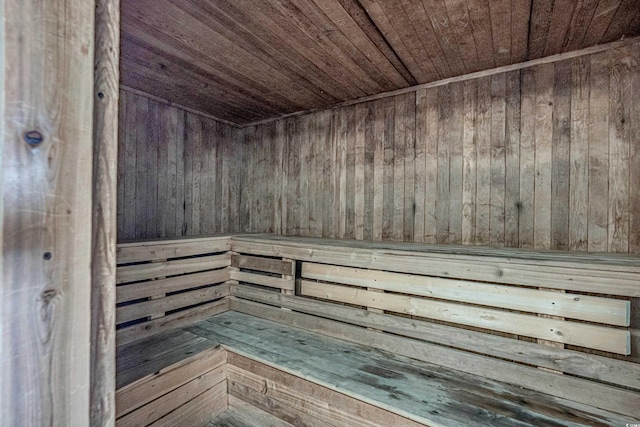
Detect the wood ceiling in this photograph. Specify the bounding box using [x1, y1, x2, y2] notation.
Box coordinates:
[120, 0, 640, 125]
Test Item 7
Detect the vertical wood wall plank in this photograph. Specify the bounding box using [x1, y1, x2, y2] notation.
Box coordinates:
[461, 80, 477, 245]
[1, 0, 95, 424]
[475, 77, 492, 245]
[551, 60, 572, 251]
[588, 52, 611, 252]
[569, 56, 590, 251]
[91, 0, 119, 424]
[504, 70, 521, 247]
[519, 68, 536, 248]
[490, 73, 507, 246]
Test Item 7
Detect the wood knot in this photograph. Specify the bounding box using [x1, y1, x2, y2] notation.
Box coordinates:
[40, 289, 58, 304]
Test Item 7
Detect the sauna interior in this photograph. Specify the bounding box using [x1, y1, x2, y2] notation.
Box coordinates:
[2, 1, 640, 426]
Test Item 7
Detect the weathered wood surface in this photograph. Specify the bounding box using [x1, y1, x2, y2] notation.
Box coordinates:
[120, 0, 640, 124]
[92, 0, 120, 425]
[231, 285, 640, 391]
[233, 42, 640, 254]
[1, 0, 95, 425]
[207, 396, 295, 427]
[188, 311, 632, 425]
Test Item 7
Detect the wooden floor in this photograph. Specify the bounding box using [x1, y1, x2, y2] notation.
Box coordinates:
[207, 397, 293, 427]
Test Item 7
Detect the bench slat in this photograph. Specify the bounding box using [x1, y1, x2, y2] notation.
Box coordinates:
[232, 254, 294, 276]
[117, 254, 230, 284]
[117, 237, 231, 264]
[116, 283, 229, 325]
[302, 262, 630, 326]
[116, 269, 228, 303]
[301, 280, 631, 354]
[230, 270, 295, 291]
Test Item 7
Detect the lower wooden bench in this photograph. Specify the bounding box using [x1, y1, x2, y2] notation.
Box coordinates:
[116, 311, 633, 427]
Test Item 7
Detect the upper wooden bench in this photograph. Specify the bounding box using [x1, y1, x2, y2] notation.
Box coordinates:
[115, 234, 640, 425]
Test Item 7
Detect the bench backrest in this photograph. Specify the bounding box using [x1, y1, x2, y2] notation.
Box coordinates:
[115, 236, 231, 346]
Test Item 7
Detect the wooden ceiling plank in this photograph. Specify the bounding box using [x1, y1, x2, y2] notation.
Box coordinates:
[601, 0, 640, 43]
[559, 0, 600, 52]
[336, 0, 417, 84]
[626, 9, 640, 36]
[123, 1, 321, 110]
[270, 0, 388, 94]
[416, 0, 467, 76]
[172, 0, 337, 107]
[464, 0, 497, 70]
[581, 0, 623, 47]
[121, 38, 287, 121]
[289, 0, 401, 91]
[543, 0, 578, 56]
[310, 0, 410, 87]
[442, 0, 482, 74]
[383, 0, 447, 79]
[488, 0, 512, 66]
[121, 20, 309, 115]
[234, 0, 369, 99]
[356, 0, 433, 82]
[510, 0, 532, 63]
[213, 0, 362, 102]
[528, 0, 556, 59]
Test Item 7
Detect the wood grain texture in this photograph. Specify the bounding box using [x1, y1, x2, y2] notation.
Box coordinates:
[231, 42, 640, 254]
[91, 0, 120, 426]
[118, 0, 640, 125]
[1, 0, 95, 425]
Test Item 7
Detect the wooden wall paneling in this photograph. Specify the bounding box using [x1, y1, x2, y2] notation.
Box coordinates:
[146, 101, 159, 239]
[382, 97, 396, 240]
[354, 103, 366, 240]
[447, 84, 463, 244]
[156, 104, 170, 237]
[345, 105, 357, 240]
[363, 102, 376, 241]
[569, 56, 590, 251]
[436, 86, 451, 243]
[320, 110, 334, 239]
[1, 0, 95, 424]
[588, 51, 611, 252]
[135, 96, 149, 239]
[461, 80, 477, 245]
[608, 46, 632, 252]
[117, 91, 127, 240]
[91, 1, 120, 424]
[308, 116, 319, 237]
[286, 118, 300, 236]
[504, 71, 521, 247]
[630, 42, 640, 253]
[123, 95, 137, 239]
[475, 77, 492, 245]
[533, 63, 555, 249]
[551, 59, 572, 250]
[372, 99, 385, 241]
[413, 91, 426, 243]
[391, 94, 411, 242]
[490, 74, 506, 246]
[519, 68, 536, 248]
[175, 110, 186, 236]
[299, 117, 311, 236]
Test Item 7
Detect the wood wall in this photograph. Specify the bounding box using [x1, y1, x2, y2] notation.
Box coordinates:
[117, 90, 242, 241]
[2, 0, 95, 425]
[238, 42, 640, 253]
[117, 41, 640, 255]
